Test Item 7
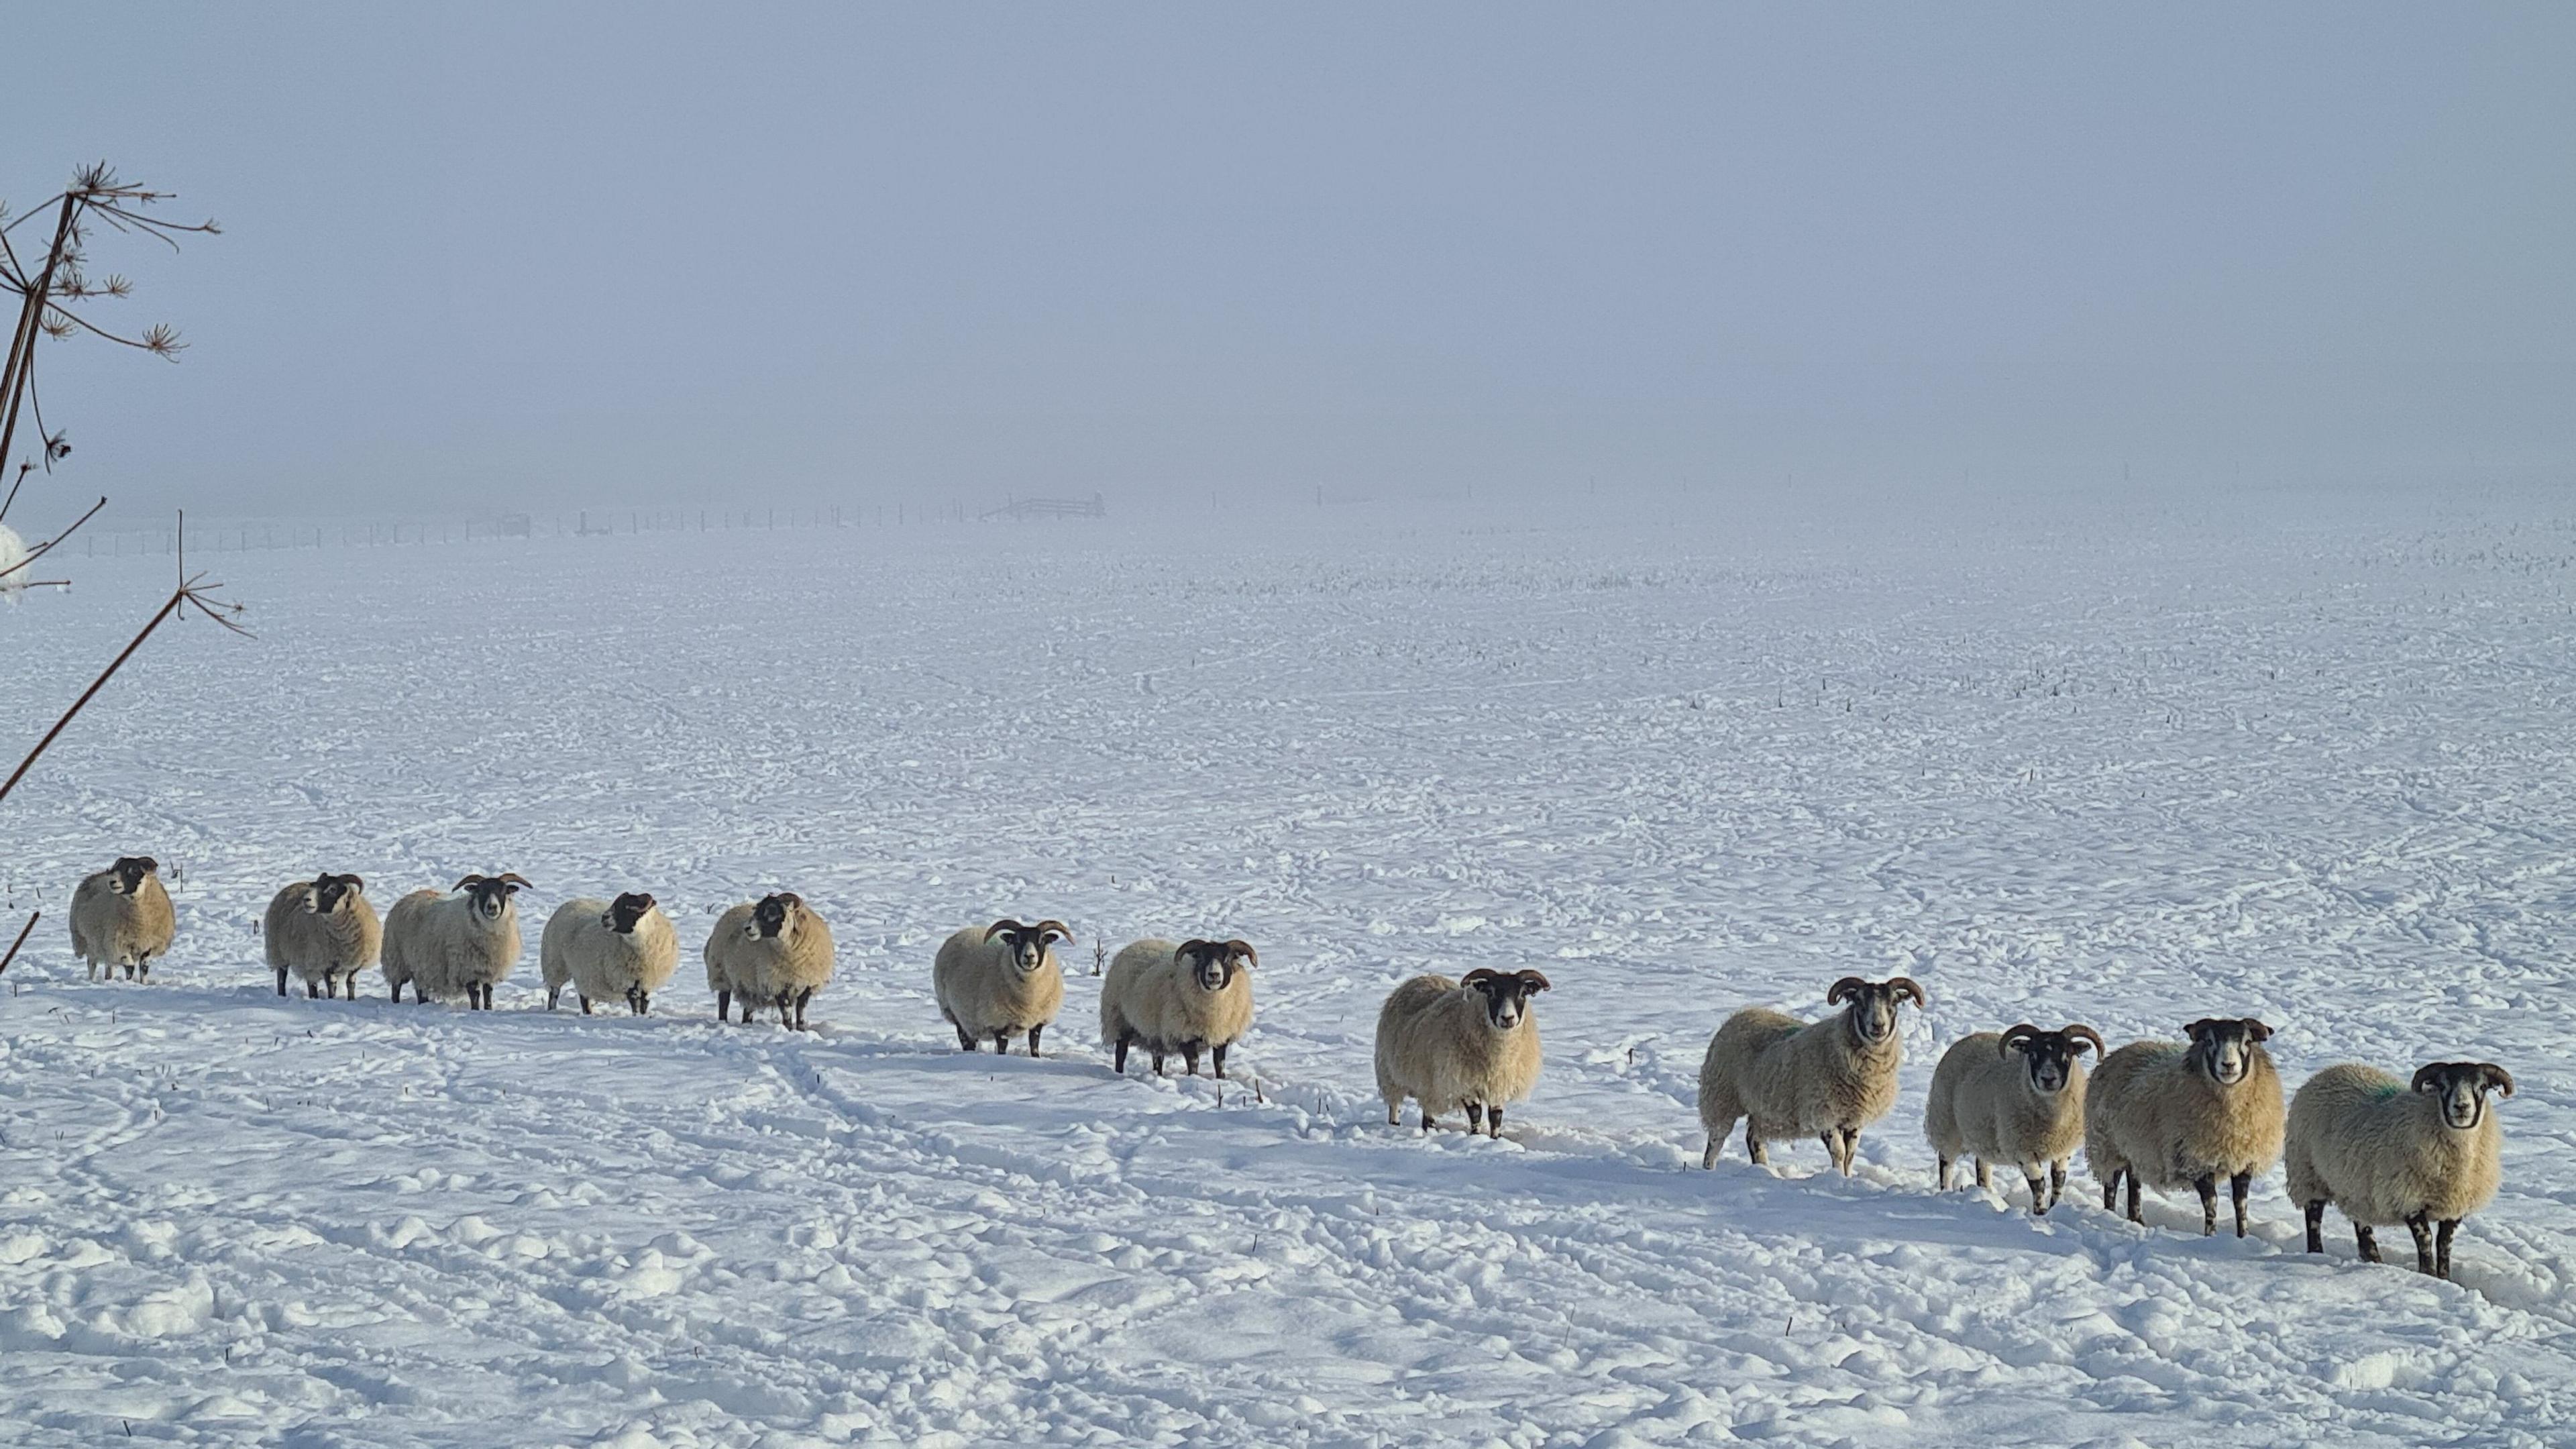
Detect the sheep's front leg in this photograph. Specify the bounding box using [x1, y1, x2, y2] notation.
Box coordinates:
[1484, 1105, 1504, 1138]
[2229, 1171, 2253, 1238]
[1973, 1159, 1992, 1192]
[953, 1021, 977, 1050]
[2124, 1173, 2143, 1224]
[2355, 1223, 2381, 1263]
[1112, 1034, 1131, 1075]
[1181, 1042, 1202, 1076]
[2025, 1171, 2049, 1216]
[993, 1029, 1010, 1055]
[792, 989, 813, 1031]
[276, 967, 290, 997]
[2194, 1174, 2218, 1235]
[306, 979, 321, 1000]
[2436, 1219, 2459, 1280]
[1466, 1104, 1485, 1134]
[2049, 1161, 2066, 1212]
[2100, 1167, 2121, 1212]
[1745, 1121, 1768, 1167]
[2304, 1200, 2326, 1254]
[1026, 1023, 1044, 1057]
[1211, 1043, 1230, 1079]
[2406, 1214, 2436, 1275]
[716, 989, 732, 1022]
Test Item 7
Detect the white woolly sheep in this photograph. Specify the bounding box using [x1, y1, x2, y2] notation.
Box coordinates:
[703, 892, 835, 1029]
[2086, 1016, 2285, 1237]
[1373, 969, 1550, 1137]
[380, 873, 529, 1009]
[934, 918, 1069, 1056]
[1925, 1022, 2103, 1214]
[1699, 975, 1925, 1175]
[70, 857, 176, 983]
[541, 892, 678, 1015]
[2286, 1059, 2512, 1279]
[1100, 936, 1257, 1078]
[262, 872, 381, 999]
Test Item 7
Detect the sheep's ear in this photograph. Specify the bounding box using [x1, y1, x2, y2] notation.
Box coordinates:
[1826, 976, 1866, 1005]
[2182, 1017, 2219, 1041]
[2412, 1065, 2445, 1094]
[139, 857, 159, 873]
[2479, 1063, 2516, 1097]
[2240, 1018, 2272, 1043]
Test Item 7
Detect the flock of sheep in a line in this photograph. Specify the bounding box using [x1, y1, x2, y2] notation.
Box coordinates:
[59, 855, 2514, 1281]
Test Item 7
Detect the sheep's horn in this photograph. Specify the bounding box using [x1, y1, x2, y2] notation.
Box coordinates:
[1032, 919, 1072, 943]
[1225, 939, 1258, 967]
[451, 874, 486, 891]
[1461, 968, 1499, 987]
[1826, 976, 1867, 1005]
[2063, 1024, 2106, 1057]
[341, 874, 365, 892]
[493, 872, 533, 891]
[1174, 938, 1212, 965]
[984, 918, 1027, 943]
[1887, 977, 1927, 1008]
[2481, 1063, 2516, 1097]
[768, 891, 804, 909]
[1516, 969, 1552, 992]
[1998, 1023, 2041, 1058]
[2410, 1064, 2445, 1094]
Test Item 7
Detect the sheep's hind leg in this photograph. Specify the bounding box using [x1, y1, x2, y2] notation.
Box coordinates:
[993, 1029, 1010, 1055]
[1935, 1155, 1952, 1190]
[2100, 1167, 2120, 1212]
[2406, 1214, 2436, 1275]
[1466, 1104, 1485, 1134]
[2355, 1223, 2381, 1263]
[2049, 1161, 2065, 1211]
[954, 1020, 977, 1050]
[2304, 1200, 2326, 1254]
[716, 989, 731, 1022]
[306, 979, 321, 1000]
[793, 989, 813, 1031]
[1485, 1105, 1504, 1138]
[2124, 1173, 2143, 1224]
[2436, 1220, 2458, 1280]
[1745, 1122, 1768, 1168]
[1974, 1159, 1992, 1192]
[1113, 1034, 1131, 1075]
[1181, 1042, 1201, 1075]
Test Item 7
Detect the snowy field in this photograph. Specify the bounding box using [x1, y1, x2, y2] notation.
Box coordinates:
[3, 482, 2573, 1447]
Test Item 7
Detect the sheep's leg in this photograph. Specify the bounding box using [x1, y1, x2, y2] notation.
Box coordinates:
[994, 1028, 1010, 1055]
[2101, 1167, 2121, 1212]
[1485, 1105, 1504, 1138]
[2229, 1171, 2253, 1238]
[637, 990, 651, 1016]
[738, 998, 757, 1025]
[1114, 1035, 1130, 1075]
[954, 1020, 976, 1050]
[2355, 1223, 2381, 1263]
[2436, 1220, 2458, 1280]
[778, 994, 795, 1028]
[628, 986, 646, 1015]
[2049, 1161, 2066, 1211]
[793, 989, 812, 1030]
[1212, 1043, 1229, 1079]
[1419, 1106, 1436, 1133]
[1831, 1129, 1859, 1177]
[1745, 1122, 1768, 1167]
[546, 985, 560, 1011]
[1935, 1155, 1951, 1191]
[326, 974, 342, 1000]
[276, 967, 290, 997]
[1466, 1104, 1485, 1134]
[1181, 1042, 1202, 1076]
[716, 988, 731, 1022]
[1386, 1098, 1402, 1127]
[1026, 1022, 1043, 1057]
[2194, 1175, 2218, 1236]
[2304, 1200, 2326, 1254]
[2025, 1171, 2049, 1216]
[1819, 1134, 1839, 1171]
[2405, 1214, 2436, 1275]
[580, 996, 594, 1016]
[1973, 1159, 1992, 1192]
[2123, 1173, 2143, 1224]
[1150, 1049, 1167, 1077]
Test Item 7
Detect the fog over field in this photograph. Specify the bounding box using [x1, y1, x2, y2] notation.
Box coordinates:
[5, 3, 2574, 1446]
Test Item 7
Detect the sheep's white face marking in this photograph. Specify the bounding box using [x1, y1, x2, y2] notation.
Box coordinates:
[1177, 938, 1254, 994]
[2184, 1017, 2271, 1087]
[107, 857, 158, 897]
[1462, 969, 1550, 1030]
[2415, 1062, 2513, 1130]
[751, 894, 802, 942]
[986, 920, 1069, 973]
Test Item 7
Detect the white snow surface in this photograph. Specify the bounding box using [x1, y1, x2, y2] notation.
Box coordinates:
[2, 485, 2573, 1446]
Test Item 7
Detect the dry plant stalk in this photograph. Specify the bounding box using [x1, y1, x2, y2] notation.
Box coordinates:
[0, 911, 36, 975]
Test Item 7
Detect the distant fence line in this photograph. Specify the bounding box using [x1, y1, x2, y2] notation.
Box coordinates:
[70, 498, 1104, 557]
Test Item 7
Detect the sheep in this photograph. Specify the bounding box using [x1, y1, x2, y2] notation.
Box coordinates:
[541, 892, 678, 1015]
[934, 918, 1069, 1056]
[1100, 936, 1257, 1078]
[2285, 1059, 2512, 1279]
[69, 856, 176, 983]
[1698, 976, 1925, 1175]
[1373, 969, 1551, 1137]
[380, 873, 530, 1008]
[703, 892, 835, 1029]
[1925, 1022, 2104, 1214]
[2085, 1016, 2285, 1237]
[262, 873, 381, 999]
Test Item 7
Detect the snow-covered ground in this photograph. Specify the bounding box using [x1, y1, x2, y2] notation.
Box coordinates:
[3, 483, 2572, 1447]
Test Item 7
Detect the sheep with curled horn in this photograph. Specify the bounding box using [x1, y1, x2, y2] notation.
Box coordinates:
[703, 892, 834, 1028]
[2286, 1059, 2512, 1279]
[934, 918, 1069, 1056]
[1924, 1022, 2103, 1214]
[2086, 1016, 2284, 1237]
[69, 856, 176, 983]
[543, 891, 680, 1016]
[1698, 975, 1925, 1175]
[262, 872, 381, 999]
[1373, 967, 1550, 1138]
[380, 873, 531, 1008]
[1100, 936, 1257, 1077]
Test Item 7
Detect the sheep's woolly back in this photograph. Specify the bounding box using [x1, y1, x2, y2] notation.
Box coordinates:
[2085, 1040, 2284, 1192]
[1099, 938, 1255, 1054]
[2285, 1064, 2502, 1226]
[262, 880, 382, 985]
[68, 870, 176, 971]
[382, 888, 523, 1002]
[542, 898, 680, 1004]
[1697, 1006, 1901, 1142]
[1373, 974, 1542, 1118]
[1924, 1032, 2088, 1173]
[934, 926, 1063, 1038]
[703, 900, 835, 1003]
